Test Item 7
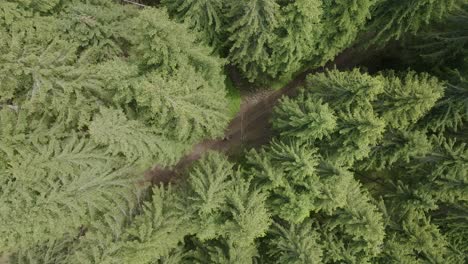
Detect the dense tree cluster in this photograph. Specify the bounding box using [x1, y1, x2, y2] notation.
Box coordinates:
[162, 0, 375, 83]
[0, 0, 228, 254]
[1, 0, 467, 263]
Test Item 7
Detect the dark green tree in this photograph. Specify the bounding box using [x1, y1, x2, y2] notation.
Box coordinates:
[162, 0, 226, 47]
[269, 0, 323, 78]
[317, 0, 375, 64]
[225, 0, 280, 82]
[368, 0, 460, 45]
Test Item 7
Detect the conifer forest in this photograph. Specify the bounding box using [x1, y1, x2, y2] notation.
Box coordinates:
[1, 0, 468, 263]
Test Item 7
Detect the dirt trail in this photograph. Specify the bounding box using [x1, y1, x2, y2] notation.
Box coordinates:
[146, 47, 370, 184]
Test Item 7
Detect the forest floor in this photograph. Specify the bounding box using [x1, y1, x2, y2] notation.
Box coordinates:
[146, 47, 374, 184]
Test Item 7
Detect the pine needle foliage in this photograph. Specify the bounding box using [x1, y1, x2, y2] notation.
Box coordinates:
[269, 0, 323, 77]
[225, 0, 280, 82]
[266, 221, 323, 264]
[420, 67, 468, 133]
[89, 108, 184, 167]
[133, 68, 229, 142]
[161, 0, 376, 83]
[368, 0, 459, 45]
[1, 0, 229, 258]
[162, 0, 226, 47]
[376, 71, 444, 130]
[305, 69, 384, 111]
[318, 0, 375, 64]
[272, 91, 337, 141]
[0, 133, 138, 252]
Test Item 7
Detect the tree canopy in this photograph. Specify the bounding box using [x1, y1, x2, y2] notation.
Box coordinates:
[1, 1, 467, 263]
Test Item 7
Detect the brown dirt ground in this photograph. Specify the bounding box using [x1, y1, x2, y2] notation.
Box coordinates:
[146, 47, 374, 185]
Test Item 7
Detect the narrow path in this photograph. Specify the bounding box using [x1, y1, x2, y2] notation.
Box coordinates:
[146, 47, 372, 184]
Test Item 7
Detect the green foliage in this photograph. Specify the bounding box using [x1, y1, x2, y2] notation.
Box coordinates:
[132, 7, 225, 88]
[272, 91, 337, 141]
[115, 185, 192, 264]
[377, 207, 453, 263]
[368, 0, 459, 45]
[305, 69, 384, 110]
[266, 221, 323, 264]
[134, 68, 229, 142]
[320, 179, 385, 263]
[415, 136, 468, 204]
[3, 0, 467, 262]
[226, 0, 280, 82]
[269, 0, 323, 77]
[186, 169, 271, 263]
[245, 139, 369, 224]
[0, 0, 229, 257]
[0, 128, 139, 252]
[89, 108, 184, 166]
[376, 71, 444, 130]
[412, 3, 468, 66]
[318, 0, 375, 64]
[60, 0, 136, 61]
[162, 0, 376, 83]
[162, 0, 226, 47]
[267, 68, 465, 263]
[330, 108, 386, 166]
[361, 129, 433, 170]
[420, 67, 468, 132]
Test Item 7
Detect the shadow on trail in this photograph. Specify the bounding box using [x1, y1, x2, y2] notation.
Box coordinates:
[146, 47, 377, 185]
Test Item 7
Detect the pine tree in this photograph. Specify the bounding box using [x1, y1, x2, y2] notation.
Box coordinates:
[272, 91, 337, 141]
[412, 2, 468, 66]
[420, 67, 468, 133]
[269, 0, 323, 78]
[305, 69, 384, 111]
[266, 221, 323, 264]
[319, 179, 385, 263]
[226, 0, 280, 82]
[89, 107, 186, 167]
[377, 207, 454, 263]
[115, 185, 194, 264]
[131, 7, 225, 89]
[162, 0, 226, 47]
[414, 135, 468, 204]
[375, 71, 444, 130]
[368, 0, 459, 45]
[1, 1, 230, 258]
[133, 67, 229, 142]
[0, 131, 139, 252]
[244, 139, 360, 223]
[317, 0, 375, 64]
[360, 129, 433, 171]
[186, 170, 271, 264]
[327, 107, 386, 166]
[60, 0, 137, 61]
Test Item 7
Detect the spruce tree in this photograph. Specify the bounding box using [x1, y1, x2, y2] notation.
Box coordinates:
[375, 71, 444, 130]
[368, 0, 459, 45]
[60, 0, 137, 61]
[420, 67, 468, 133]
[1, 1, 230, 258]
[266, 221, 323, 264]
[272, 91, 337, 141]
[317, 0, 375, 64]
[269, 0, 323, 78]
[305, 69, 384, 111]
[411, 2, 468, 66]
[162, 0, 226, 47]
[226, 0, 280, 82]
